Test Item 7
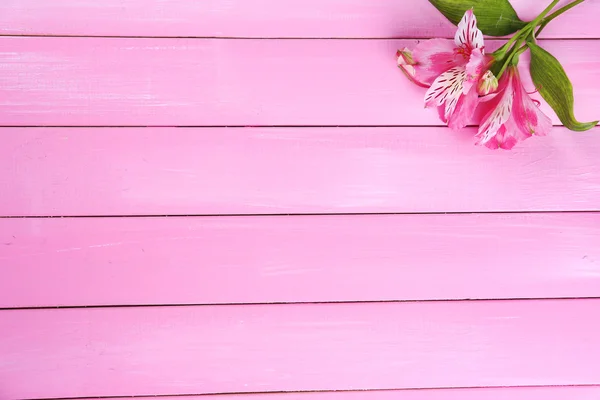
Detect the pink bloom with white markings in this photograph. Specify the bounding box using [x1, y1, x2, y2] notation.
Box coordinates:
[424, 9, 492, 129]
[475, 66, 552, 149]
[397, 10, 496, 129]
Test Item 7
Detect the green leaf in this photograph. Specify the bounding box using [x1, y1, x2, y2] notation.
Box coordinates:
[428, 0, 527, 36]
[528, 42, 598, 132]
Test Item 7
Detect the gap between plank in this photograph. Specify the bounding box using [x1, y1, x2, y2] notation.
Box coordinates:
[1, 34, 600, 40]
[1, 124, 597, 129]
[3, 296, 600, 312]
[21, 383, 600, 400]
[0, 124, 459, 128]
[1, 210, 599, 219]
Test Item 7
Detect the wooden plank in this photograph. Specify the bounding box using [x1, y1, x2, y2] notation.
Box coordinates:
[1, 127, 599, 216]
[1, 213, 600, 308]
[2, 300, 600, 398]
[0, 38, 597, 126]
[78, 386, 600, 400]
[0, 0, 598, 39]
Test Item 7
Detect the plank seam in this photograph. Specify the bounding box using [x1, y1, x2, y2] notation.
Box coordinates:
[2, 210, 600, 219]
[2, 34, 600, 41]
[3, 296, 600, 311]
[1, 124, 597, 129]
[21, 383, 600, 400]
[0, 125, 578, 127]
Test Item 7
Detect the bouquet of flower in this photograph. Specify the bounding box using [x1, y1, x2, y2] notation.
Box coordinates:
[396, 0, 598, 149]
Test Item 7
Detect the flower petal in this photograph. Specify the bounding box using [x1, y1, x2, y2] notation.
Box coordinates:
[455, 9, 484, 52]
[448, 85, 480, 130]
[412, 39, 464, 85]
[463, 48, 486, 94]
[512, 71, 553, 137]
[425, 67, 467, 122]
[483, 122, 520, 150]
[476, 75, 514, 145]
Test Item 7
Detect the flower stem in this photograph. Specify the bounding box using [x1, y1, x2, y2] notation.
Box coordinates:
[492, 29, 526, 60]
[510, 45, 529, 66]
[495, 24, 534, 78]
[532, 0, 562, 27]
[495, 0, 560, 79]
[495, 36, 526, 79]
[536, 0, 586, 37]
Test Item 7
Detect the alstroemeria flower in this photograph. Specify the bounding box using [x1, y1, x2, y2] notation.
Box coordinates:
[475, 66, 552, 150]
[424, 10, 492, 129]
[396, 10, 497, 130]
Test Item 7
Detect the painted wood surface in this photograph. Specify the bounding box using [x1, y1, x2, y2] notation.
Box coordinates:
[2, 1, 600, 399]
[2, 127, 599, 216]
[1, 38, 598, 127]
[2, 300, 600, 399]
[0, 0, 598, 39]
[83, 386, 600, 400]
[1, 213, 600, 308]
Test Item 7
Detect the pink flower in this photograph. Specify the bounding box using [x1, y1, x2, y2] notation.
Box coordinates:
[475, 66, 552, 150]
[424, 10, 492, 129]
[397, 10, 495, 129]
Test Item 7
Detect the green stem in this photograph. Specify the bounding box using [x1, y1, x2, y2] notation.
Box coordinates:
[495, 0, 560, 79]
[532, 0, 562, 26]
[496, 25, 534, 78]
[510, 45, 529, 66]
[495, 36, 526, 79]
[492, 29, 527, 59]
[536, 0, 586, 37]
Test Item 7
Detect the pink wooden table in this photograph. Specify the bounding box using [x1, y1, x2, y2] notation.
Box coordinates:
[1, 1, 599, 399]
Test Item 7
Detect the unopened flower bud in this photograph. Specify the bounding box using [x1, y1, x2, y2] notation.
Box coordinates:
[397, 48, 415, 65]
[396, 48, 416, 78]
[478, 70, 499, 96]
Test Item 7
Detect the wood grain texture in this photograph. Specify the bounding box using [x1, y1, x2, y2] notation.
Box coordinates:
[2, 127, 599, 216]
[77, 386, 600, 400]
[0, 38, 598, 126]
[0, 0, 598, 39]
[2, 300, 600, 399]
[1, 213, 600, 308]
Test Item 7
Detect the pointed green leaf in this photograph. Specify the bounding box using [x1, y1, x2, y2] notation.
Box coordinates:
[528, 42, 598, 132]
[428, 0, 527, 36]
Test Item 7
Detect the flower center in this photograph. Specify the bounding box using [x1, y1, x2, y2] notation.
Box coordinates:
[455, 46, 471, 60]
